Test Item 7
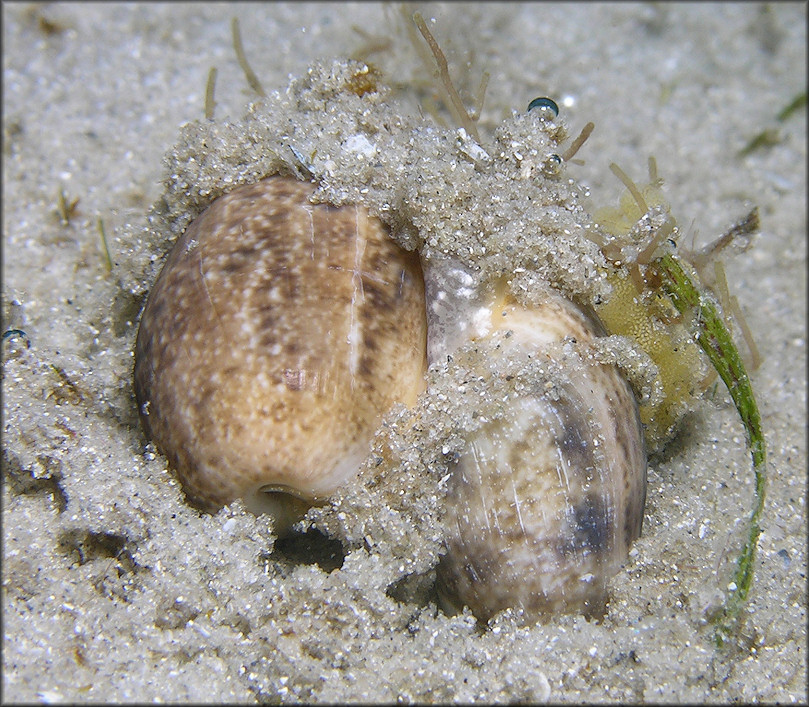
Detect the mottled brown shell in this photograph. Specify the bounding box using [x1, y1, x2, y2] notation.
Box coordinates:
[134, 176, 428, 515]
[436, 293, 646, 620]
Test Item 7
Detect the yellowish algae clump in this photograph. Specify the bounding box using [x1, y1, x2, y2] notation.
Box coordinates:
[596, 269, 705, 448]
[592, 173, 708, 450]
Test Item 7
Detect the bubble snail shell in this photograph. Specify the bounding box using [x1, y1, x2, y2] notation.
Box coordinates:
[134, 177, 428, 520]
[133, 60, 647, 621]
[434, 289, 645, 619]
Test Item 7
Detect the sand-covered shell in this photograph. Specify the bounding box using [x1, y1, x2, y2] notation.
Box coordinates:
[134, 175, 428, 517]
[133, 59, 651, 622]
[134, 170, 647, 621]
[434, 290, 647, 619]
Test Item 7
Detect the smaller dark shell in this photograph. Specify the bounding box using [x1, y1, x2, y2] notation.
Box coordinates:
[437, 293, 646, 620]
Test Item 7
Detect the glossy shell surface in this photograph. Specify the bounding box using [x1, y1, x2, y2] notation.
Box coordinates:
[133, 60, 650, 620]
[436, 292, 647, 619]
[134, 176, 428, 514]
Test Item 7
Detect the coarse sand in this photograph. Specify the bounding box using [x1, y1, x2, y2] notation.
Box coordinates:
[3, 3, 806, 703]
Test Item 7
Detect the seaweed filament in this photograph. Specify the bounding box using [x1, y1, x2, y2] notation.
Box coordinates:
[597, 161, 766, 648]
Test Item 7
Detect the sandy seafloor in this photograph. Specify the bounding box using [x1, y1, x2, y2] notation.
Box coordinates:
[2, 2, 806, 703]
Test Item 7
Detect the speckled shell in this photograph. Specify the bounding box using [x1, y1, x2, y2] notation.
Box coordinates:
[436, 293, 646, 620]
[134, 176, 428, 515]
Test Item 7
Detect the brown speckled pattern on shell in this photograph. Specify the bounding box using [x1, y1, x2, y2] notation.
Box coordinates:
[437, 294, 646, 620]
[134, 176, 428, 513]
